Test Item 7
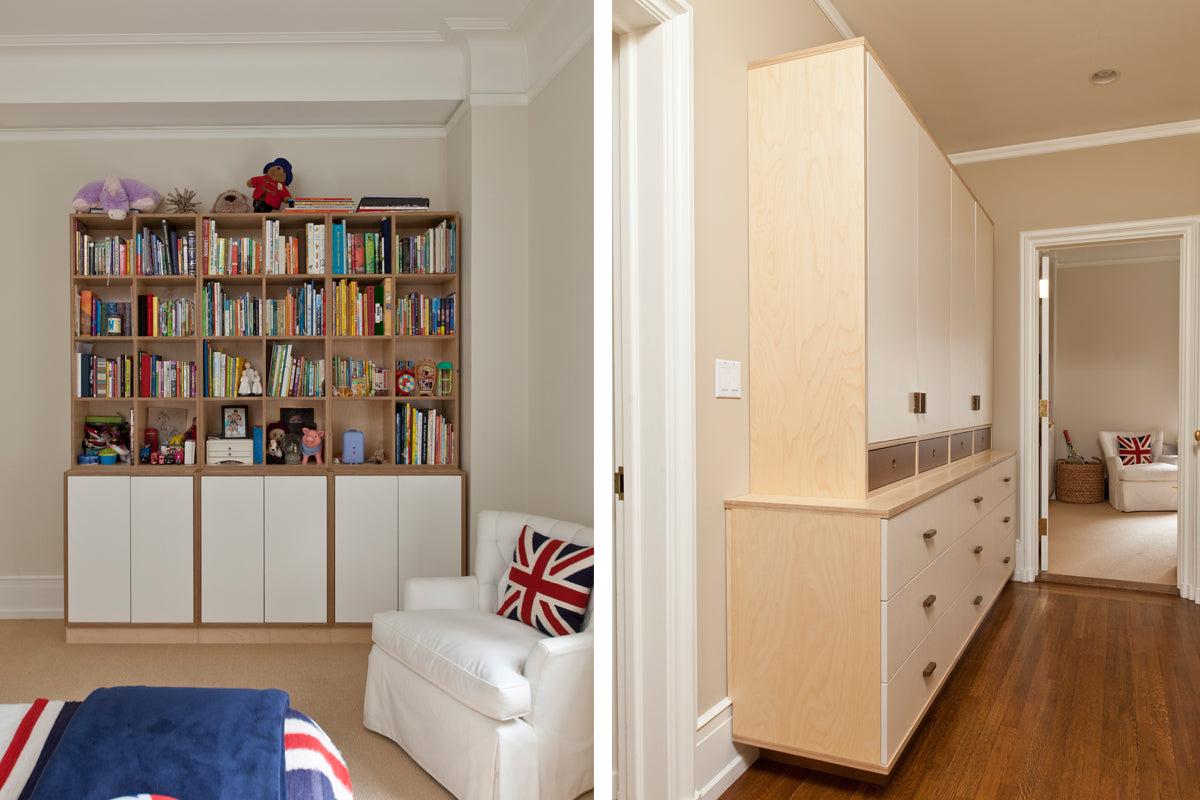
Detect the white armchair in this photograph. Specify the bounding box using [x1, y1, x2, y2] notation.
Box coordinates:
[363, 510, 594, 800]
[1097, 430, 1178, 512]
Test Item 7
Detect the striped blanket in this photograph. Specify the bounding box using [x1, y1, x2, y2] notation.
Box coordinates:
[0, 698, 351, 800]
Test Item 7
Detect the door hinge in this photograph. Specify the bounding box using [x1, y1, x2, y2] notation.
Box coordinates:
[614, 467, 625, 500]
[1039, 517, 1048, 536]
[1039, 400, 1049, 418]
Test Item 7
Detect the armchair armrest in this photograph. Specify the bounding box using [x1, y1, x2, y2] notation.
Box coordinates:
[523, 630, 593, 734]
[1105, 456, 1125, 480]
[403, 575, 481, 611]
[1159, 454, 1179, 467]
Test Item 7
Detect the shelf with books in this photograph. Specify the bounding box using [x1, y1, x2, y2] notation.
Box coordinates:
[202, 215, 263, 276]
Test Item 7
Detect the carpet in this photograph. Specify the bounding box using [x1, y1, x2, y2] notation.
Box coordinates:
[1047, 499, 1177, 585]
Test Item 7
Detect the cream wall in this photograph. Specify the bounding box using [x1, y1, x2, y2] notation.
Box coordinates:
[690, 0, 839, 712]
[956, 133, 1200, 453]
[0, 137, 446, 581]
[528, 41, 594, 526]
[1052, 261, 1180, 465]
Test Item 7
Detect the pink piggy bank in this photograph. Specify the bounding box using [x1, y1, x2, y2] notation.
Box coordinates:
[300, 428, 325, 465]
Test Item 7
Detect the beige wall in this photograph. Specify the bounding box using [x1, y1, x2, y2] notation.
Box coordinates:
[0, 137, 446, 579]
[528, 41, 594, 527]
[691, 0, 839, 713]
[1052, 261, 1180, 464]
[957, 133, 1200, 454]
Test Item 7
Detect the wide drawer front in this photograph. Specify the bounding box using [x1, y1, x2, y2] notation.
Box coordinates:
[883, 486, 961, 599]
[959, 461, 1016, 530]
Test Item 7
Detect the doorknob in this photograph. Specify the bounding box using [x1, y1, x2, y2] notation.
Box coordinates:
[1195, 430, 1200, 443]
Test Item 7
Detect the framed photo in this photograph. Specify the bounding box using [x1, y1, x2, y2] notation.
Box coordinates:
[221, 405, 249, 439]
[281, 406, 315, 435]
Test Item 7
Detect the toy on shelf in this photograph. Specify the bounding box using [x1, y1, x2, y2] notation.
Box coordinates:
[300, 427, 324, 465]
[246, 157, 294, 212]
[165, 187, 200, 213]
[72, 176, 162, 221]
[211, 189, 253, 213]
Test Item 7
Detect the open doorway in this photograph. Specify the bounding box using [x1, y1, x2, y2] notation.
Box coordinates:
[1043, 239, 1180, 589]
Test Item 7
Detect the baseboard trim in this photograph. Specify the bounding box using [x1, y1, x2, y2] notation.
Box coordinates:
[0, 576, 64, 619]
[695, 700, 758, 800]
[1037, 572, 1179, 595]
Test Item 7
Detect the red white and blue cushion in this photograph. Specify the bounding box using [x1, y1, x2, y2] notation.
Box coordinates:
[498, 526, 595, 636]
[1117, 434, 1154, 466]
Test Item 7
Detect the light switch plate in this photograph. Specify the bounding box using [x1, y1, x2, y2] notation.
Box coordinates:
[715, 359, 741, 398]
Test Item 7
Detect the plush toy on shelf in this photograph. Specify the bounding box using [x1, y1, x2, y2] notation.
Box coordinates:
[299, 427, 324, 465]
[72, 176, 163, 220]
[246, 157, 294, 212]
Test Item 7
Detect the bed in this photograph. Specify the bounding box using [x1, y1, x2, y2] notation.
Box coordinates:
[0, 686, 352, 800]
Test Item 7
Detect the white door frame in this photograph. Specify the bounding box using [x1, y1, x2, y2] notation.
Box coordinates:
[1018, 216, 1200, 600]
[612, 1, 696, 797]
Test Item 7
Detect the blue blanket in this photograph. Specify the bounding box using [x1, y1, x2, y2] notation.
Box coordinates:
[26, 686, 289, 800]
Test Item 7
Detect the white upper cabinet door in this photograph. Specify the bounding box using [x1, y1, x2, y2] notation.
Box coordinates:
[201, 476, 264, 623]
[866, 55, 919, 444]
[334, 475, 399, 622]
[974, 208, 995, 424]
[67, 476, 131, 623]
[396, 475, 464, 608]
[949, 174, 978, 431]
[130, 476, 193, 624]
[915, 128, 953, 434]
[264, 476, 327, 623]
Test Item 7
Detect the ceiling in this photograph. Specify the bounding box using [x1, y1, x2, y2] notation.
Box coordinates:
[826, 0, 1200, 156]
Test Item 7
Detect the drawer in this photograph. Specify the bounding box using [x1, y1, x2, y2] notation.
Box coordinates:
[869, 443, 917, 492]
[918, 436, 948, 474]
[882, 487, 961, 599]
[882, 524, 984, 679]
[973, 427, 991, 453]
[207, 440, 253, 458]
[883, 583, 977, 765]
[989, 458, 1017, 500]
[950, 431, 974, 462]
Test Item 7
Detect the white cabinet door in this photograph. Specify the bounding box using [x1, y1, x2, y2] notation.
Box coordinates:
[201, 476, 264, 623]
[949, 174, 977, 431]
[865, 55, 919, 444]
[130, 476, 193, 623]
[974, 208, 995, 425]
[397, 475, 464, 606]
[264, 476, 327, 623]
[67, 476, 130, 623]
[915, 129, 953, 434]
[334, 475, 399, 622]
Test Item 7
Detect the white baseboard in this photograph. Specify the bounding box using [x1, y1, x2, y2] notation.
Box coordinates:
[695, 699, 758, 800]
[0, 576, 64, 619]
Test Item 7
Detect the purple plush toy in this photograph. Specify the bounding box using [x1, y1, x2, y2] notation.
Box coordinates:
[72, 176, 162, 220]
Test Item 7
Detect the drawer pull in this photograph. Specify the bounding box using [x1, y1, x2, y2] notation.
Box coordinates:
[1003, 476, 1012, 483]
[922, 528, 937, 540]
[973, 595, 984, 606]
[1003, 516, 1012, 523]
[922, 662, 937, 678]
[922, 594, 936, 608]
[974, 545, 984, 555]
[974, 496, 984, 504]
[1003, 556, 1012, 564]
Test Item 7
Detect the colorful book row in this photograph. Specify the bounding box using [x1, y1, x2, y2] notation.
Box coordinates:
[137, 294, 195, 337]
[266, 343, 325, 397]
[203, 282, 262, 337]
[137, 352, 197, 398]
[76, 353, 133, 398]
[264, 283, 325, 337]
[395, 403, 454, 466]
[77, 291, 132, 337]
[331, 356, 386, 397]
[202, 218, 262, 275]
[397, 291, 456, 336]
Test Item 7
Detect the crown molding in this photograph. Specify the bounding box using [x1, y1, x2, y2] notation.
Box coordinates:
[950, 118, 1200, 165]
[812, 0, 855, 39]
[0, 124, 448, 143]
[468, 93, 529, 107]
[444, 18, 512, 32]
[0, 31, 444, 48]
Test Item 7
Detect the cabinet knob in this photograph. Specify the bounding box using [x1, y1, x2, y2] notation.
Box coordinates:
[974, 496, 984, 504]
[1003, 556, 1012, 564]
[922, 528, 937, 540]
[1003, 516, 1012, 523]
[922, 662, 937, 678]
[974, 545, 984, 555]
[973, 595, 984, 606]
[923, 594, 936, 608]
[1003, 476, 1012, 483]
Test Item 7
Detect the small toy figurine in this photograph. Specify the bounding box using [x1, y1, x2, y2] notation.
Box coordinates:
[246, 157, 294, 212]
[250, 367, 263, 396]
[300, 427, 325, 465]
[238, 364, 254, 396]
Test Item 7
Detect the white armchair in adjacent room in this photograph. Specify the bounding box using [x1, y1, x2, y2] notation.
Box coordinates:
[1097, 430, 1179, 512]
[363, 510, 594, 800]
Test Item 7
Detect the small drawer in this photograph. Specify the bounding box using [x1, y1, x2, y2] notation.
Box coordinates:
[973, 427, 991, 453]
[869, 442, 916, 492]
[950, 432, 974, 462]
[918, 436, 948, 474]
[989, 458, 1016, 499]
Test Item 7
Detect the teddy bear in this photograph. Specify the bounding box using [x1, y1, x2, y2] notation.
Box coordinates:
[72, 176, 162, 220]
[211, 189, 253, 213]
[300, 427, 325, 465]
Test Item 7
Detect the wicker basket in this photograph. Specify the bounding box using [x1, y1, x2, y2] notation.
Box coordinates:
[1056, 458, 1106, 504]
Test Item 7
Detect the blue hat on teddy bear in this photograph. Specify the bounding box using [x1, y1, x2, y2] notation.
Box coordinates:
[263, 157, 293, 185]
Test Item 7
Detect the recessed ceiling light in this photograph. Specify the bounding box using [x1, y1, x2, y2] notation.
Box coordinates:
[1090, 68, 1120, 85]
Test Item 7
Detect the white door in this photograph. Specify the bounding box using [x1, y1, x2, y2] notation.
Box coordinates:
[131, 476, 193, 623]
[1039, 253, 1052, 570]
[265, 475, 327, 623]
[396, 474, 463, 607]
[67, 475, 131, 623]
[201, 476, 264, 623]
[915, 128, 952, 434]
[949, 175, 977, 431]
[334, 474, 398, 622]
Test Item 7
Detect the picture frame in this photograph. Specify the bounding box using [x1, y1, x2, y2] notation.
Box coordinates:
[281, 406, 315, 435]
[221, 404, 249, 439]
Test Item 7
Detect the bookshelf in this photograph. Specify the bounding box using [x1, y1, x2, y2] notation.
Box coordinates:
[65, 210, 465, 639]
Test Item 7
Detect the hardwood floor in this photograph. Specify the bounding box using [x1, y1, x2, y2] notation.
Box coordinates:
[718, 581, 1200, 800]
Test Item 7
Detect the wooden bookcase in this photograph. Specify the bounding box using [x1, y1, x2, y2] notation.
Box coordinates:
[65, 210, 466, 640]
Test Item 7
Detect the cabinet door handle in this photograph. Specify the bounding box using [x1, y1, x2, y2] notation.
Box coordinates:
[922, 662, 937, 678]
[1003, 556, 1012, 564]
[1003, 516, 1012, 523]
[922, 528, 937, 540]
[971, 394, 981, 411]
[1003, 476, 1012, 483]
[974, 496, 984, 504]
[974, 545, 984, 555]
[973, 595, 984, 606]
[921, 393, 928, 413]
[913, 392, 922, 413]
[923, 594, 936, 608]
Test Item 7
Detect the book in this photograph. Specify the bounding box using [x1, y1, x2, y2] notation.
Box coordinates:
[356, 195, 430, 211]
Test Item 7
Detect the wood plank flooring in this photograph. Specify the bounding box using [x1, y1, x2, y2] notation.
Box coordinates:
[718, 581, 1200, 800]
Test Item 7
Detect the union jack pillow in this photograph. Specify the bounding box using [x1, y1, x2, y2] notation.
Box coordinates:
[498, 526, 595, 636]
[1116, 433, 1154, 465]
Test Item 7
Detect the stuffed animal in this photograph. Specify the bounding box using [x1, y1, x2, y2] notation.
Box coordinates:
[211, 189, 253, 213]
[72, 176, 162, 220]
[247, 157, 294, 212]
[300, 427, 324, 465]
